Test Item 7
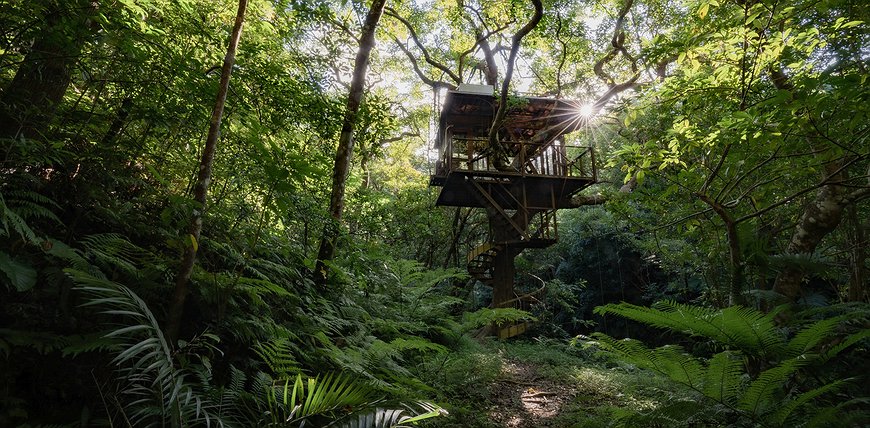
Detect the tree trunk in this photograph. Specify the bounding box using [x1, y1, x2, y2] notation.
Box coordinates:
[166, 0, 247, 342]
[0, 1, 97, 140]
[772, 182, 847, 301]
[314, 0, 387, 285]
[487, 0, 542, 155]
[697, 194, 745, 306]
[847, 205, 866, 302]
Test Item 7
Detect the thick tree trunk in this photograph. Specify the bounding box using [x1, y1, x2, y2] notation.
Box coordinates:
[486, 207, 533, 308]
[166, 0, 247, 342]
[768, 68, 868, 302]
[315, 0, 387, 285]
[772, 181, 847, 301]
[0, 1, 97, 140]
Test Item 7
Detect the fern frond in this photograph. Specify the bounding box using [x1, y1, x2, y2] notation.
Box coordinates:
[0, 206, 38, 242]
[80, 233, 162, 278]
[589, 334, 705, 390]
[389, 337, 448, 354]
[738, 358, 803, 417]
[702, 351, 745, 405]
[461, 307, 537, 330]
[0, 251, 37, 291]
[819, 329, 870, 363]
[255, 337, 301, 377]
[0, 190, 60, 242]
[615, 399, 710, 428]
[785, 315, 847, 358]
[595, 301, 785, 355]
[771, 378, 849, 426]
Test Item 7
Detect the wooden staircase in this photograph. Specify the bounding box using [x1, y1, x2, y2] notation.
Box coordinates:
[464, 181, 558, 339]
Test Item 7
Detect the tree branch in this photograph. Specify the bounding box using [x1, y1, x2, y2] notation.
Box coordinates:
[390, 35, 457, 90]
[385, 7, 462, 84]
[487, 0, 543, 152]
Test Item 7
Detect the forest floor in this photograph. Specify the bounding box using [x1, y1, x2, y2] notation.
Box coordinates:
[485, 359, 579, 427]
[429, 339, 672, 428]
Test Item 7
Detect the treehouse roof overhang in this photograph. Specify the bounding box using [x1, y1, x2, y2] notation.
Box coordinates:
[434, 85, 589, 147]
[429, 85, 597, 210]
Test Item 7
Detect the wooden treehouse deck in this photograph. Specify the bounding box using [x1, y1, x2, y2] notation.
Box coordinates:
[428, 84, 598, 339]
[429, 86, 597, 210]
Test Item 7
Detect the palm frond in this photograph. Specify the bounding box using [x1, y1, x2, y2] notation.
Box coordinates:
[68, 268, 231, 427]
[328, 401, 447, 428]
[267, 372, 380, 425]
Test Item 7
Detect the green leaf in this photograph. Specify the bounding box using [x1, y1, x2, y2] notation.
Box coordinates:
[0, 251, 36, 291]
[698, 3, 709, 19]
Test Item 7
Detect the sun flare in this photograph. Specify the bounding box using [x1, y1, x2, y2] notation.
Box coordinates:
[578, 103, 596, 117]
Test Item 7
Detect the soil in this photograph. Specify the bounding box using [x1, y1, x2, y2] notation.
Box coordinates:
[485, 360, 577, 427]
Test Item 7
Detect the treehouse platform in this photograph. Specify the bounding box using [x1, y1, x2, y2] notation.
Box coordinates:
[429, 85, 597, 210]
[428, 84, 598, 339]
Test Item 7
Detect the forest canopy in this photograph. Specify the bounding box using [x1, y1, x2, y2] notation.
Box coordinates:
[0, 0, 867, 426]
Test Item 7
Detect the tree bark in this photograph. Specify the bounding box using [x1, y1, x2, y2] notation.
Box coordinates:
[697, 194, 746, 306]
[315, 0, 387, 285]
[487, 0, 543, 157]
[772, 178, 848, 301]
[0, 1, 97, 140]
[166, 0, 247, 342]
[847, 205, 866, 302]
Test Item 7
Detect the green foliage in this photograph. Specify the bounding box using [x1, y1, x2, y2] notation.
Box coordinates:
[595, 301, 785, 357]
[265, 372, 445, 427]
[69, 268, 233, 427]
[585, 302, 870, 427]
[461, 307, 537, 330]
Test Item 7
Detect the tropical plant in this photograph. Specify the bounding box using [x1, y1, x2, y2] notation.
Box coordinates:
[582, 301, 870, 427]
[69, 268, 236, 427]
[263, 372, 445, 427]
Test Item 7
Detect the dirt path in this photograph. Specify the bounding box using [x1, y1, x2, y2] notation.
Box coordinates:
[485, 360, 577, 427]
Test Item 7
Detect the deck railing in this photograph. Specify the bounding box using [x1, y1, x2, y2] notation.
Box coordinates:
[435, 137, 596, 180]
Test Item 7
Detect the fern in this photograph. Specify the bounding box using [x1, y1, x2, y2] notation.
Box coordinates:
[80, 233, 161, 278]
[785, 315, 845, 358]
[737, 358, 803, 416]
[68, 268, 231, 427]
[255, 337, 302, 377]
[589, 335, 705, 390]
[701, 351, 743, 405]
[586, 302, 868, 427]
[0, 251, 36, 291]
[0, 190, 60, 243]
[594, 300, 785, 356]
[770, 379, 848, 426]
[461, 307, 537, 330]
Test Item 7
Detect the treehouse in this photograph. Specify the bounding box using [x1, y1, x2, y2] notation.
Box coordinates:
[429, 84, 597, 338]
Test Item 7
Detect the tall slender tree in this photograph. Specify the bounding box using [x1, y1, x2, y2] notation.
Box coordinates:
[315, 0, 388, 285]
[166, 0, 248, 342]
